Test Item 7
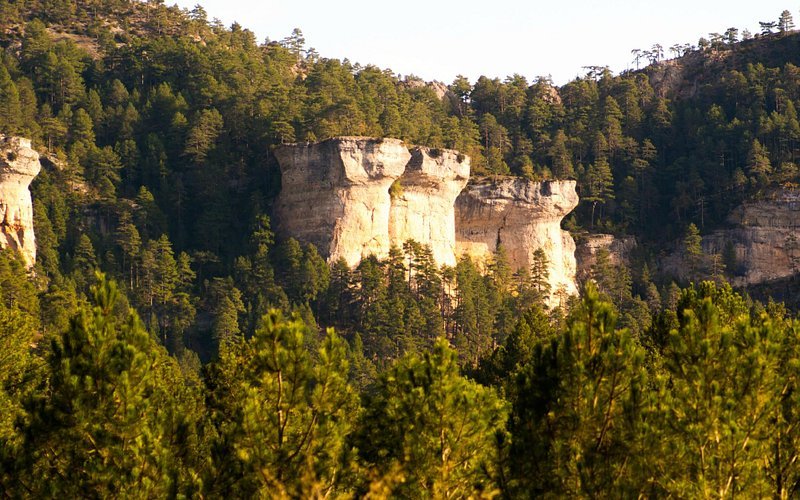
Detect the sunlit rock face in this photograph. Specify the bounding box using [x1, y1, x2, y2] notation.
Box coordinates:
[388, 147, 469, 267]
[274, 138, 581, 307]
[454, 178, 579, 308]
[274, 137, 410, 267]
[703, 188, 800, 286]
[0, 136, 41, 268]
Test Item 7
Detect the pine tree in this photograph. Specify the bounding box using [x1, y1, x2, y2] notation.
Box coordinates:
[207, 310, 357, 497]
[12, 276, 204, 496]
[183, 108, 223, 164]
[548, 129, 574, 178]
[0, 307, 37, 443]
[356, 338, 508, 498]
[683, 223, 705, 282]
[652, 282, 781, 497]
[779, 10, 795, 32]
[584, 156, 615, 227]
[0, 65, 21, 134]
[510, 282, 648, 497]
[747, 138, 772, 184]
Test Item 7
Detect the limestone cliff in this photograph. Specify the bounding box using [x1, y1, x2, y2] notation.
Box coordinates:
[388, 147, 469, 267]
[274, 139, 581, 307]
[454, 179, 579, 307]
[274, 137, 410, 267]
[0, 136, 41, 267]
[703, 188, 800, 286]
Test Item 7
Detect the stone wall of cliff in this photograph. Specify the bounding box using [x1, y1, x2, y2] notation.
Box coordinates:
[273, 137, 581, 306]
[0, 136, 41, 268]
[574, 233, 637, 284]
[703, 188, 800, 286]
[388, 147, 469, 267]
[274, 137, 410, 267]
[454, 179, 579, 307]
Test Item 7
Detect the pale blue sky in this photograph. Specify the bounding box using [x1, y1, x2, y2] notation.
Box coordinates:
[173, 0, 794, 85]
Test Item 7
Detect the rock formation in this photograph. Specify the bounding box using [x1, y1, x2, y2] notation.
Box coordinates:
[274, 137, 581, 306]
[702, 188, 800, 286]
[575, 233, 637, 283]
[0, 136, 41, 268]
[274, 137, 410, 267]
[454, 179, 579, 307]
[389, 147, 469, 267]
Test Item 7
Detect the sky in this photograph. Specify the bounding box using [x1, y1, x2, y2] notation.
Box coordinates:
[171, 0, 795, 85]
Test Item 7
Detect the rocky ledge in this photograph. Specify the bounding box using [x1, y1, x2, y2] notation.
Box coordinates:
[703, 188, 800, 286]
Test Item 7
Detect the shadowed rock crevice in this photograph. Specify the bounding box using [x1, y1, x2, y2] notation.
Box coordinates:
[389, 147, 469, 267]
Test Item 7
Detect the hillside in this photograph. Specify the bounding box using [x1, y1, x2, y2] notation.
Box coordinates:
[0, 0, 798, 342]
[0, 0, 797, 320]
[6, 1, 800, 497]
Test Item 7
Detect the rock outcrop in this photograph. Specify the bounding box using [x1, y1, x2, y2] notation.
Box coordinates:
[389, 147, 469, 267]
[0, 136, 41, 267]
[454, 179, 579, 307]
[575, 233, 637, 283]
[274, 138, 581, 307]
[703, 188, 800, 286]
[274, 137, 410, 267]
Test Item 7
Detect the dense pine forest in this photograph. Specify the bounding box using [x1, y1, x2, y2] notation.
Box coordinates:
[4, 0, 800, 497]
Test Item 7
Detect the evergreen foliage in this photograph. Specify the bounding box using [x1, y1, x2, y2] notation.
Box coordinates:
[3, 2, 800, 495]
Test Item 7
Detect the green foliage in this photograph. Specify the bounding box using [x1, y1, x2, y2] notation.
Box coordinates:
[649, 282, 784, 496]
[9, 275, 203, 496]
[5, 3, 800, 495]
[0, 307, 38, 446]
[0, 64, 22, 134]
[206, 310, 356, 497]
[356, 338, 508, 498]
[510, 282, 647, 496]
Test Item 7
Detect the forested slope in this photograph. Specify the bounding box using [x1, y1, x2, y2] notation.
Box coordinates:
[2, 1, 800, 496]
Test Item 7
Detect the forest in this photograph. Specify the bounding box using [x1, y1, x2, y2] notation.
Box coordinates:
[3, 0, 800, 497]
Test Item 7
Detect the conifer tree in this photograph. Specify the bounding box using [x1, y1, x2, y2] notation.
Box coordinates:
[510, 282, 647, 497]
[11, 275, 204, 496]
[356, 338, 508, 498]
[207, 310, 356, 497]
[652, 282, 782, 497]
[0, 65, 21, 134]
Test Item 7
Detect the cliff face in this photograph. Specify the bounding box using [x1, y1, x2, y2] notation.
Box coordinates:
[274, 137, 410, 267]
[454, 179, 579, 307]
[703, 188, 800, 286]
[388, 147, 469, 267]
[274, 138, 581, 306]
[0, 136, 41, 268]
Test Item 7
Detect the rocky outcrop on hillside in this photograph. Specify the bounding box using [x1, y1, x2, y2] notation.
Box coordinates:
[389, 147, 469, 267]
[274, 138, 581, 307]
[454, 179, 579, 307]
[0, 136, 41, 268]
[703, 188, 800, 286]
[273, 137, 410, 267]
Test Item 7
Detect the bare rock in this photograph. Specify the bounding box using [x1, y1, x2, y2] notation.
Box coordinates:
[455, 178, 579, 307]
[575, 233, 637, 283]
[389, 147, 469, 267]
[703, 188, 800, 286]
[0, 136, 41, 267]
[274, 139, 581, 307]
[274, 137, 410, 266]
